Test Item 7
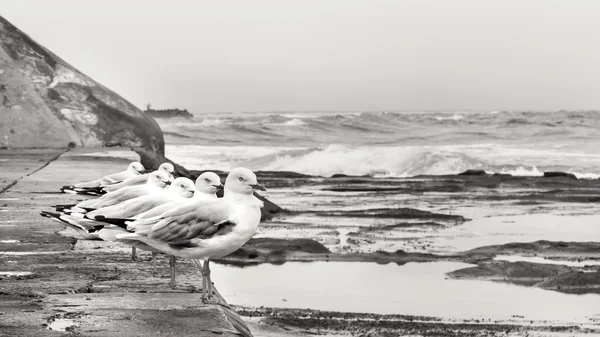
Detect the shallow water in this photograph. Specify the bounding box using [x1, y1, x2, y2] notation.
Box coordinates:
[0, 271, 33, 276]
[423, 214, 600, 254]
[47, 319, 77, 331]
[213, 261, 600, 324]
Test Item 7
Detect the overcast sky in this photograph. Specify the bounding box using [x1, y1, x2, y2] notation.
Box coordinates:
[3, 1, 600, 113]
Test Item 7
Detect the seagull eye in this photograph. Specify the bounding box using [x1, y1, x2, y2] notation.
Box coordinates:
[239, 177, 244, 182]
[204, 178, 210, 183]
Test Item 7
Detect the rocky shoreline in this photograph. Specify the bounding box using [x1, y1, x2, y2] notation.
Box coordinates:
[234, 306, 592, 337]
[1, 148, 600, 336]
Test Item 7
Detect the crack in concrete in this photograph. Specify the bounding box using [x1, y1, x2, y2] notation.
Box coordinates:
[0, 147, 71, 195]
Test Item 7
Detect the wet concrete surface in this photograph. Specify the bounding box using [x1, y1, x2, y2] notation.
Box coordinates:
[0, 148, 251, 337]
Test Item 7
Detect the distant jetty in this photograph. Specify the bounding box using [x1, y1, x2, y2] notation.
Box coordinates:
[144, 106, 194, 119]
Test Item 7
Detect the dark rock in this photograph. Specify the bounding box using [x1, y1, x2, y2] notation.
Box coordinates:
[246, 237, 331, 254]
[458, 169, 487, 176]
[330, 173, 371, 178]
[461, 240, 600, 262]
[448, 261, 573, 285]
[144, 108, 194, 119]
[315, 207, 467, 223]
[0, 16, 164, 154]
[543, 171, 577, 179]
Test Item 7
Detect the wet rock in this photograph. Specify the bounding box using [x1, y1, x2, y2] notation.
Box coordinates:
[543, 171, 577, 179]
[448, 261, 573, 285]
[314, 207, 467, 223]
[458, 169, 488, 176]
[460, 240, 600, 263]
[0, 16, 164, 154]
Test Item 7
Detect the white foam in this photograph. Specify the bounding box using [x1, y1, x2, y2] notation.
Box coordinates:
[496, 166, 544, 177]
[165, 142, 600, 179]
[281, 118, 306, 126]
[434, 114, 464, 121]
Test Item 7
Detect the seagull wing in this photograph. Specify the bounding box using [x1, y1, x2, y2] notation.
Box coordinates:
[132, 200, 234, 245]
[101, 170, 133, 184]
[86, 194, 171, 219]
[102, 174, 149, 192]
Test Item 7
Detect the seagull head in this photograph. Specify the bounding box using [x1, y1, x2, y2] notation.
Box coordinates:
[159, 162, 176, 180]
[147, 171, 171, 188]
[128, 162, 146, 175]
[195, 172, 223, 195]
[168, 177, 195, 198]
[225, 167, 266, 195]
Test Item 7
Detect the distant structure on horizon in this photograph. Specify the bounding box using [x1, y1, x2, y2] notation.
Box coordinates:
[144, 103, 193, 119]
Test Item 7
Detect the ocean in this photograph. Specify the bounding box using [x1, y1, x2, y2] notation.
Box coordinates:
[159, 112, 600, 324]
[160, 110, 600, 179]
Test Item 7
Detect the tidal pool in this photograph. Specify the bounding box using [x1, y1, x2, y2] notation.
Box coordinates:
[213, 261, 600, 324]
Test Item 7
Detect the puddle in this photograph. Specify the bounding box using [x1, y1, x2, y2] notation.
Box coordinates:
[0, 271, 33, 276]
[494, 255, 600, 267]
[0, 251, 63, 255]
[213, 261, 600, 324]
[0, 240, 20, 243]
[423, 214, 600, 254]
[47, 318, 77, 331]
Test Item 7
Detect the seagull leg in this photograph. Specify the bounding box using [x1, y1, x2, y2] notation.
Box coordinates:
[131, 246, 137, 260]
[169, 255, 176, 288]
[201, 259, 212, 303]
[151, 252, 157, 277]
[192, 259, 204, 292]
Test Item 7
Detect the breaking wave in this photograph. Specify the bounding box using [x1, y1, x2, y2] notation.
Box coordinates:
[166, 143, 600, 179]
[159, 110, 600, 179]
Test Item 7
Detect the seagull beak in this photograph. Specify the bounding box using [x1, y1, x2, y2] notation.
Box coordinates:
[164, 180, 171, 186]
[170, 171, 178, 178]
[250, 183, 267, 191]
[214, 183, 224, 191]
[138, 169, 146, 174]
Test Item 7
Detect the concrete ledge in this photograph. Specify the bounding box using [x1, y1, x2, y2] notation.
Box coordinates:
[0, 148, 252, 337]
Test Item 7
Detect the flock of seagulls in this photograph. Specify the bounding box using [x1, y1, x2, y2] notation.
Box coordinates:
[41, 161, 266, 303]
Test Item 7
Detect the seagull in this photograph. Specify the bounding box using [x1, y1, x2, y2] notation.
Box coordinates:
[83, 177, 195, 220]
[117, 167, 266, 302]
[61, 161, 145, 192]
[57, 171, 171, 214]
[80, 177, 195, 261]
[86, 171, 224, 284]
[83, 163, 177, 195]
[40, 178, 195, 274]
[193, 172, 223, 201]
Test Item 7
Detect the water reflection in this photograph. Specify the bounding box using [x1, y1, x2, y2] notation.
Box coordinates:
[213, 261, 600, 324]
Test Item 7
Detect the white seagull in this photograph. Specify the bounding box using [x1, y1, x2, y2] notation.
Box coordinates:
[40, 178, 195, 275]
[117, 167, 266, 302]
[41, 177, 192, 238]
[61, 161, 145, 192]
[89, 172, 224, 285]
[59, 171, 171, 214]
[193, 172, 223, 201]
[94, 163, 176, 194]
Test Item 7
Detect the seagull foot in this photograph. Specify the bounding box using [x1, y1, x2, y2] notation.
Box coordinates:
[201, 294, 218, 305]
